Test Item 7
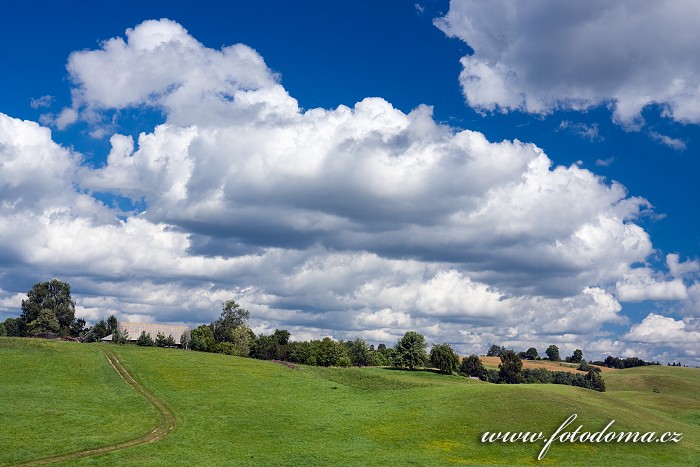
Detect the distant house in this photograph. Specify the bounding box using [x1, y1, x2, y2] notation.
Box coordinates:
[101, 322, 190, 346]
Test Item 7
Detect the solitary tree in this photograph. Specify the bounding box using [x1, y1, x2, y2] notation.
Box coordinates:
[568, 349, 584, 363]
[545, 345, 560, 361]
[213, 300, 250, 343]
[486, 344, 506, 357]
[586, 370, 606, 392]
[349, 337, 371, 367]
[165, 334, 176, 347]
[525, 347, 539, 360]
[113, 328, 129, 345]
[137, 331, 154, 347]
[393, 331, 428, 371]
[499, 350, 524, 384]
[180, 330, 191, 350]
[106, 315, 118, 334]
[460, 355, 487, 380]
[155, 332, 167, 347]
[430, 343, 459, 374]
[20, 279, 76, 336]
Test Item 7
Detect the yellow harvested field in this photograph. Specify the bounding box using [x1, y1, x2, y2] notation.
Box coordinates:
[479, 356, 614, 374]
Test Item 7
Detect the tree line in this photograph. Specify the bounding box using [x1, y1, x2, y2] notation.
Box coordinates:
[181, 303, 605, 391]
[590, 355, 660, 369]
[0, 280, 662, 389]
[461, 349, 605, 392]
[0, 280, 190, 346]
[182, 303, 462, 373]
[486, 343, 586, 363]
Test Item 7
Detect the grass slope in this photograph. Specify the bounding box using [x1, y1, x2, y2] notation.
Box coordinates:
[605, 365, 700, 429]
[3, 339, 699, 466]
[0, 338, 158, 465]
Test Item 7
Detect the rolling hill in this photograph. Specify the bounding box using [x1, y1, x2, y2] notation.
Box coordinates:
[1, 338, 698, 466]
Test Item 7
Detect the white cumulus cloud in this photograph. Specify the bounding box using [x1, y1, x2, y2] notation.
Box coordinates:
[60, 18, 284, 129]
[625, 313, 700, 345]
[64, 20, 653, 298]
[436, 0, 700, 127]
[616, 267, 688, 302]
[1, 19, 696, 363]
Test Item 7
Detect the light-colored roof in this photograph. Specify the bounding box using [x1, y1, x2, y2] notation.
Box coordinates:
[118, 322, 190, 345]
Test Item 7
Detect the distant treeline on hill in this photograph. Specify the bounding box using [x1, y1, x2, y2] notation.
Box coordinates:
[3, 281, 667, 391]
[590, 356, 660, 369]
[479, 366, 606, 392]
[463, 348, 606, 392]
[178, 302, 608, 392]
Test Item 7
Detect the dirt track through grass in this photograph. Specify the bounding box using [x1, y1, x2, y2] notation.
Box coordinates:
[15, 346, 176, 466]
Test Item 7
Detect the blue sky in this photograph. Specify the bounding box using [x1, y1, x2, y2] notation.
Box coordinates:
[1, 1, 699, 364]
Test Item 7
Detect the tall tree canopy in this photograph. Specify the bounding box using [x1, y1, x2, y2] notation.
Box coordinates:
[499, 350, 524, 384]
[568, 349, 584, 363]
[349, 337, 371, 367]
[545, 345, 560, 361]
[106, 315, 118, 334]
[430, 343, 459, 374]
[486, 344, 507, 357]
[20, 279, 76, 336]
[213, 300, 250, 343]
[460, 355, 487, 380]
[393, 331, 428, 371]
[525, 347, 539, 360]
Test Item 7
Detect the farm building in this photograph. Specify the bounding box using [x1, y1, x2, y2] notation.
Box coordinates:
[101, 322, 190, 345]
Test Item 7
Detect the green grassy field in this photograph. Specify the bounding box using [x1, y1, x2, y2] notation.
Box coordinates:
[1, 338, 699, 466]
[0, 338, 158, 465]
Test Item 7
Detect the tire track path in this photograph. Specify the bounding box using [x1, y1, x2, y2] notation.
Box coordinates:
[16, 346, 177, 466]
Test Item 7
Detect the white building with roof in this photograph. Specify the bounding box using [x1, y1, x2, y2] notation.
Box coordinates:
[101, 322, 190, 345]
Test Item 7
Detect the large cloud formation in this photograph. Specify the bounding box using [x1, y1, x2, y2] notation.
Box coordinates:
[1, 19, 698, 363]
[436, 0, 700, 127]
